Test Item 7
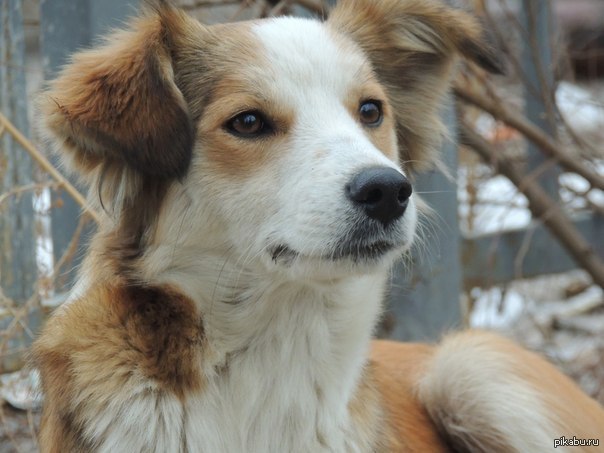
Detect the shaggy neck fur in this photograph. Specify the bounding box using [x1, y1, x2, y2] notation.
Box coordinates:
[194, 269, 385, 451]
[86, 200, 390, 451]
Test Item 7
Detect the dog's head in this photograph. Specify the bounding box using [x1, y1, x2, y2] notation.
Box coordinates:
[40, 0, 497, 281]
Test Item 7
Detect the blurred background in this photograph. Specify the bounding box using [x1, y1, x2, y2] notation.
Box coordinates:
[1, 0, 603, 450]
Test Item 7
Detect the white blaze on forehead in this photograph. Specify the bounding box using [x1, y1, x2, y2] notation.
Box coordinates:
[252, 18, 368, 100]
[251, 16, 402, 175]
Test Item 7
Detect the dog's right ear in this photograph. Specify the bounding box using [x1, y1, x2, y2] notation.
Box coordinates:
[40, 4, 194, 181]
[328, 0, 502, 173]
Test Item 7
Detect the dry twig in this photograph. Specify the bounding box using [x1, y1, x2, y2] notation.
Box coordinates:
[461, 122, 604, 289]
[0, 183, 56, 210]
[454, 84, 604, 192]
[0, 112, 100, 224]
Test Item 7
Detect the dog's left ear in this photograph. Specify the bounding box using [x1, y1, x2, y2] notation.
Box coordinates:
[329, 0, 501, 173]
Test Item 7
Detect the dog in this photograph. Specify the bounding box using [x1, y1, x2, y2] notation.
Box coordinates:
[32, 0, 604, 451]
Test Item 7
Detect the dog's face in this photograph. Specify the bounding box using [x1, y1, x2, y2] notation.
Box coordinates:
[40, 1, 497, 281]
[189, 18, 415, 278]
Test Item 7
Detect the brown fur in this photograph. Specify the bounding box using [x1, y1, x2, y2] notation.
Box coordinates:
[38, 6, 200, 265]
[344, 78, 399, 162]
[370, 341, 449, 452]
[41, 8, 193, 180]
[32, 280, 205, 450]
[347, 366, 395, 451]
[198, 85, 294, 177]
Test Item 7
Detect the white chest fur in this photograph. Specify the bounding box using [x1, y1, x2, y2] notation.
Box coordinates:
[176, 274, 386, 453]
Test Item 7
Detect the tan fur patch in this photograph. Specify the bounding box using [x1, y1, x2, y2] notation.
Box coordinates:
[344, 79, 399, 162]
[168, 20, 298, 177]
[324, 27, 399, 162]
[347, 365, 388, 451]
[32, 281, 205, 449]
[199, 82, 294, 177]
[33, 351, 95, 453]
[369, 340, 449, 452]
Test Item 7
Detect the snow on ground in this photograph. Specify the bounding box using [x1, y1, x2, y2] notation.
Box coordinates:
[557, 81, 604, 135]
[458, 166, 531, 235]
[461, 79, 604, 235]
[469, 270, 604, 404]
[560, 170, 604, 209]
[459, 162, 604, 236]
[469, 286, 527, 328]
[33, 189, 54, 293]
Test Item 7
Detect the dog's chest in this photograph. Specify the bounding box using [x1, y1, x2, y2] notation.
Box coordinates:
[179, 280, 383, 452]
[182, 362, 352, 452]
[84, 277, 384, 453]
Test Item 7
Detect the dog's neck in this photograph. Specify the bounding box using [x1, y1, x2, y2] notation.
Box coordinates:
[135, 241, 388, 451]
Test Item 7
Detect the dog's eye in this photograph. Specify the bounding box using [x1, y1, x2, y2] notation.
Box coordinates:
[226, 111, 272, 137]
[359, 100, 383, 127]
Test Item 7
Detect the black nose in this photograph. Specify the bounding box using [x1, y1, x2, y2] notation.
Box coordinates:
[346, 167, 412, 226]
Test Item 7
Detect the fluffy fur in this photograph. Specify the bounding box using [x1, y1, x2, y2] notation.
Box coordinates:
[33, 1, 604, 452]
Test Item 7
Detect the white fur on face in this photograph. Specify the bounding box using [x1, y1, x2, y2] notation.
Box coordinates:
[255, 18, 416, 274]
[200, 18, 418, 280]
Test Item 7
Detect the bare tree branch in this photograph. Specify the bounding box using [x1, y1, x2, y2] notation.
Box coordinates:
[460, 121, 604, 289]
[455, 84, 604, 192]
[0, 112, 100, 224]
